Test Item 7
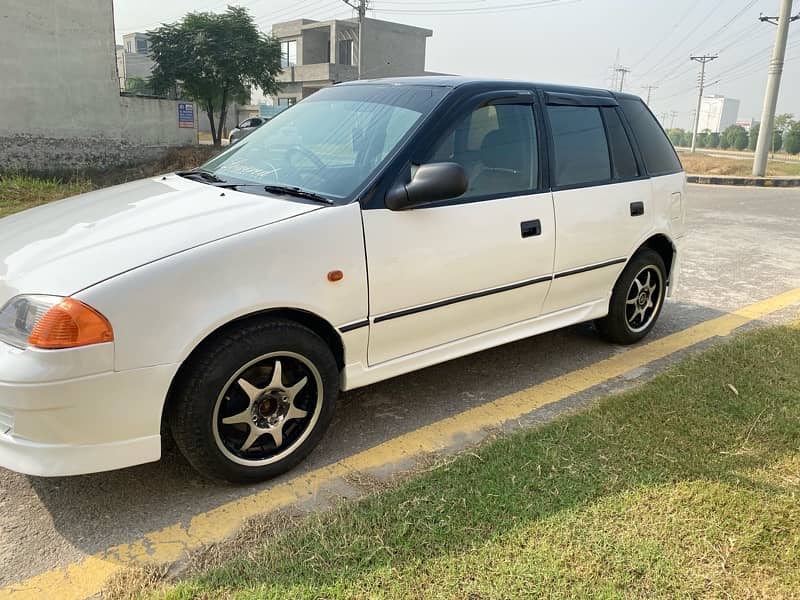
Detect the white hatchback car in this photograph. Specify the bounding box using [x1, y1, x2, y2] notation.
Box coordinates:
[0, 78, 686, 482]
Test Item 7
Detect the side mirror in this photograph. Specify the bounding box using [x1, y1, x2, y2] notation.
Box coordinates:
[385, 162, 469, 211]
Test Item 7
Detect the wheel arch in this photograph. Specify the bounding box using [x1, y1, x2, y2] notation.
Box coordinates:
[634, 233, 675, 283]
[161, 307, 345, 430]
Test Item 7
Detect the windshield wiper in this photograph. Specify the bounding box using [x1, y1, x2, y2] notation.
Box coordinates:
[182, 176, 334, 206]
[262, 185, 334, 205]
[176, 168, 227, 184]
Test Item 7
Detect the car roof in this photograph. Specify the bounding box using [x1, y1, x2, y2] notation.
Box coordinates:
[339, 76, 643, 102]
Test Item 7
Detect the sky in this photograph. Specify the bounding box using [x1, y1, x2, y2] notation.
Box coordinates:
[113, 0, 800, 130]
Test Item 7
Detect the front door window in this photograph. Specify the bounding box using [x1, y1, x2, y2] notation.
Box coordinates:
[426, 103, 539, 201]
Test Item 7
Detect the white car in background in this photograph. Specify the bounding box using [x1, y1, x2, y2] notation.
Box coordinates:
[229, 116, 269, 144]
[0, 77, 686, 483]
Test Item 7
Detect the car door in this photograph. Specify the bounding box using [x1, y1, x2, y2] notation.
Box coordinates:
[541, 94, 654, 314]
[362, 93, 556, 366]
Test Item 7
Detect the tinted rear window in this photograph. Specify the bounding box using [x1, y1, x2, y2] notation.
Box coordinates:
[602, 107, 639, 180]
[547, 105, 611, 187]
[619, 98, 682, 176]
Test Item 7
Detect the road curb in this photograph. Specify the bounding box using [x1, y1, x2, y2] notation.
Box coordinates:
[687, 174, 800, 187]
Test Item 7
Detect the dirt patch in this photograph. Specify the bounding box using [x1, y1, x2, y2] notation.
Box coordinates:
[680, 153, 800, 177]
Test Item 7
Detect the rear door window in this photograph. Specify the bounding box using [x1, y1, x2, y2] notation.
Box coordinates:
[618, 98, 682, 175]
[547, 105, 611, 187]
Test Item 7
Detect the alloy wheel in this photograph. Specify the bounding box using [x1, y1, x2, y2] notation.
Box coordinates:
[212, 352, 323, 467]
[625, 265, 663, 333]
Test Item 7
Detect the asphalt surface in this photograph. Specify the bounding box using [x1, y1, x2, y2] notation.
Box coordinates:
[1, 184, 799, 588]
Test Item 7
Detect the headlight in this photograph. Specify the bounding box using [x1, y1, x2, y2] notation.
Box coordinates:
[0, 295, 114, 350]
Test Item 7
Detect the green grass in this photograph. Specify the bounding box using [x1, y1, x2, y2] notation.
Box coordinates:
[0, 174, 93, 218]
[141, 325, 800, 600]
[0, 146, 221, 220]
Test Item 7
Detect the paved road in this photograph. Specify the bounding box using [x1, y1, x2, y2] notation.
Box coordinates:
[1, 184, 799, 589]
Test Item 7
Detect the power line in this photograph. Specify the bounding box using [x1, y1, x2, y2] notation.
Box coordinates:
[375, 0, 491, 4]
[653, 15, 772, 86]
[630, 0, 696, 71]
[370, 0, 581, 15]
[669, 110, 679, 129]
[638, 1, 724, 81]
[642, 84, 658, 105]
[252, 0, 344, 25]
[644, 0, 757, 84]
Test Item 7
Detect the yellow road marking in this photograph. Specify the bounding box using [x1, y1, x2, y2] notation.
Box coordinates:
[3, 287, 800, 600]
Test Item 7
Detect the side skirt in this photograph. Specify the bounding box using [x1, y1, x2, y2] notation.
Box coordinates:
[341, 298, 608, 391]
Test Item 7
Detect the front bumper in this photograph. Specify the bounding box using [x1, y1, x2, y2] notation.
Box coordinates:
[0, 341, 176, 476]
[0, 430, 162, 477]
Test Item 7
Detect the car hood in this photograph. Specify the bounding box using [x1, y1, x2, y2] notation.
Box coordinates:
[0, 175, 321, 306]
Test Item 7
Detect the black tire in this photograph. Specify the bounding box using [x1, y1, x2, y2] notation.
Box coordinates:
[168, 319, 339, 483]
[595, 249, 667, 345]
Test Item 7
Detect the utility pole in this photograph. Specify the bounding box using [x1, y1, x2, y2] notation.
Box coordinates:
[642, 85, 658, 105]
[609, 49, 621, 89]
[689, 55, 718, 152]
[669, 110, 679, 129]
[342, 0, 368, 79]
[753, 0, 797, 176]
[615, 66, 630, 92]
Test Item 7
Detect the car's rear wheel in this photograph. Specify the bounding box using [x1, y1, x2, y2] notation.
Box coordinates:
[168, 319, 339, 483]
[595, 249, 667, 345]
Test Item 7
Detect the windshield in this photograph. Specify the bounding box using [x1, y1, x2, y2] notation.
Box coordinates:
[201, 84, 449, 204]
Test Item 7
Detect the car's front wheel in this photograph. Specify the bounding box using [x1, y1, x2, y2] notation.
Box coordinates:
[168, 319, 339, 483]
[595, 249, 667, 345]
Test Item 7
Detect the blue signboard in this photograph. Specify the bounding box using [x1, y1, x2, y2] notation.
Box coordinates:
[178, 102, 195, 128]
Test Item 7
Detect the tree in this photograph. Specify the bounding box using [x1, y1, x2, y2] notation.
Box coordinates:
[125, 77, 151, 94]
[148, 6, 281, 146]
[719, 130, 731, 149]
[774, 113, 795, 136]
[748, 123, 759, 151]
[733, 127, 749, 151]
[667, 128, 686, 147]
[772, 130, 783, 153]
[721, 124, 742, 151]
[785, 123, 800, 155]
[696, 130, 709, 148]
[708, 132, 720, 148]
[721, 125, 747, 151]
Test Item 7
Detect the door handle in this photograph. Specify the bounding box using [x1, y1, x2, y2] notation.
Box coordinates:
[630, 201, 645, 216]
[520, 219, 542, 238]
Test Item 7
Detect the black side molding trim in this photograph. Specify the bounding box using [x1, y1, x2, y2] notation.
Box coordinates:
[339, 320, 369, 333]
[373, 275, 553, 324]
[554, 258, 627, 280]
